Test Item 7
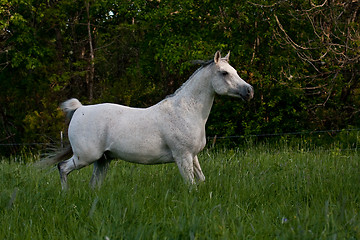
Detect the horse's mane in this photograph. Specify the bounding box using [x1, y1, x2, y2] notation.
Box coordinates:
[166, 59, 214, 99]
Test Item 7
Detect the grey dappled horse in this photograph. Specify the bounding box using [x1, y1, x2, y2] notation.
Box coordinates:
[41, 51, 254, 190]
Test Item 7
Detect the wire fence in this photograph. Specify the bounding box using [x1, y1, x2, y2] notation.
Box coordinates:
[0, 128, 359, 162]
[0, 128, 359, 148]
[210, 128, 360, 139]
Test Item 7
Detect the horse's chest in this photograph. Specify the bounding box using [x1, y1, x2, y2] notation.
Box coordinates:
[166, 118, 206, 152]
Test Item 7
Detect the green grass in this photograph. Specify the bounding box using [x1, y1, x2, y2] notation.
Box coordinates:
[1, 145, 360, 239]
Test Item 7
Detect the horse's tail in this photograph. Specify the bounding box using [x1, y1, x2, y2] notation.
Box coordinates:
[35, 146, 73, 168]
[35, 99, 82, 168]
[60, 98, 83, 122]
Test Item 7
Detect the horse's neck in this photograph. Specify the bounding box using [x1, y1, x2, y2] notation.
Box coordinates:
[172, 68, 215, 122]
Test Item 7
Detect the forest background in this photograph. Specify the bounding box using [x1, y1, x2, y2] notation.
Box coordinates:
[0, 0, 359, 156]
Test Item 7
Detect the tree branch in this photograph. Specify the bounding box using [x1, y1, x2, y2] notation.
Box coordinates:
[274, 14, 311, 50]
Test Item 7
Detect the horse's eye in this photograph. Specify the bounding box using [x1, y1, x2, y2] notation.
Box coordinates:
[221, 71, 229, 76]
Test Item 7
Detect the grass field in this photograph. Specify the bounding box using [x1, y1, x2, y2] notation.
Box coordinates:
[1, 143, 360, 239]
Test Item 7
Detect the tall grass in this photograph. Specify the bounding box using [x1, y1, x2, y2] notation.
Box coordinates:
[1, 144, 360, 239]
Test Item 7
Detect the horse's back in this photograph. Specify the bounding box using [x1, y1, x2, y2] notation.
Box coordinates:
[69, 103, 149, 147]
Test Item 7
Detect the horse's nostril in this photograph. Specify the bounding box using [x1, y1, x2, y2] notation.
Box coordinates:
[246, 85, 254, 100]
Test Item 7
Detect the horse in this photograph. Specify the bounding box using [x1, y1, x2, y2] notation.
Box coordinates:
[40, 51, 254, 190]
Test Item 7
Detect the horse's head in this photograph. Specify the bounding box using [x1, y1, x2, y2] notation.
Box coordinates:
[210, 51, 254, 101]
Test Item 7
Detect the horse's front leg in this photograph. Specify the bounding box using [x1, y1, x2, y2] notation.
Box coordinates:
[174, 153, 195, 184]
[193, 155, 205, 182]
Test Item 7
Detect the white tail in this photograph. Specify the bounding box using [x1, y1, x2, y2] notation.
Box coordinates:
[60, 98, 82, 121]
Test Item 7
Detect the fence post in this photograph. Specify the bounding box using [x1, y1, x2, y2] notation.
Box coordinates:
[212, 135, 217, 148]
[60, 131, 64, 148]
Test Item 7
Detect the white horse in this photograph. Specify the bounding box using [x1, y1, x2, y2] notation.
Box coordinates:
[41, 51, 254, 190]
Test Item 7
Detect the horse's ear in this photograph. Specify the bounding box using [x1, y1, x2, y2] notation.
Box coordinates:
[224, 51, 230, 62]
[214, 51, 221, 64]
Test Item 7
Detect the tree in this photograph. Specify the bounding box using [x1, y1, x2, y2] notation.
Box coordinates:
[268, 0, 360, 129]
[0, 0, 359, 156]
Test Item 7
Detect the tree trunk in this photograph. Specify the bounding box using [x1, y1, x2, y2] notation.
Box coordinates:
[85, 0, 95, 102]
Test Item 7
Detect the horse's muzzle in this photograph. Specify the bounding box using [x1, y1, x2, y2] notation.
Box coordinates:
[240, 85, 254, 101]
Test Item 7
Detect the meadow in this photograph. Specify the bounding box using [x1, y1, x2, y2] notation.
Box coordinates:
[1, 142, 360, 239]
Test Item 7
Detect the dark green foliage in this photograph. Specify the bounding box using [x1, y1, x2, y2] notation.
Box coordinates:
[0, 0, 359, 155]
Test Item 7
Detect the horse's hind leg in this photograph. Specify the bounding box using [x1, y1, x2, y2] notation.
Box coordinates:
[58, 155, 89, 190]
[58, 161, 69, 191]
[58, 157, 75, 191]
[90, 154, 111, 189]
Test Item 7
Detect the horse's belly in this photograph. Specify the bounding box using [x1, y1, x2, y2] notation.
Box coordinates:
[109, 147, 174, 165]
[107, 132, 174, 164]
